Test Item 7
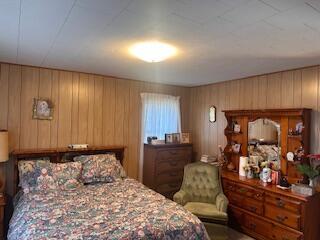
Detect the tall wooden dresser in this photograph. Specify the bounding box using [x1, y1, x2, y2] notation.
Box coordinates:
[143, 143, 192, 199]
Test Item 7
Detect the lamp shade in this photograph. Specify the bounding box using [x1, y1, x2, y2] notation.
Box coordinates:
[0, 130, 8, 162]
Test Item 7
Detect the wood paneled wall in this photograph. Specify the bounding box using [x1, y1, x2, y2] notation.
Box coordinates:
[2, 61, 319, 192]
[189, 66, 320, 160]
[0, 63, 191, 185]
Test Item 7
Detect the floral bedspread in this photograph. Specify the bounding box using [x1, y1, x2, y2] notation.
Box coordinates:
[8, 178, 209, 240]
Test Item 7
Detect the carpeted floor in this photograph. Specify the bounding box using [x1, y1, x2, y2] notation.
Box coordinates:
[204, 223, 255, 240]
[226, 228, 255, 240]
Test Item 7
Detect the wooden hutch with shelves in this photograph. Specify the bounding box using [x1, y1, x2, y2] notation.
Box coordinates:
[221, 109, 320, 240]
[223, 108, 311, 183]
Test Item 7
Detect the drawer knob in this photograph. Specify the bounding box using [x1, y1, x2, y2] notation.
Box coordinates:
[276, 215, 288, 222]
[276, 199, 285, 208]
[249, 223, 256, 230]
[168, 183, 179, 188]
[249, 206, 257, 212]
[170, 161, 178, 166]
[238, 188, 247, 193]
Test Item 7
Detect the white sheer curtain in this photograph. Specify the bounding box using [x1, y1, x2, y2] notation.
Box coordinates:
[139, 93, 181, 180]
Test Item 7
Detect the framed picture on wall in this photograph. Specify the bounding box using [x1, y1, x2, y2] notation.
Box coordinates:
[209, 106, 216, 123]
[32, 98, 54, 120]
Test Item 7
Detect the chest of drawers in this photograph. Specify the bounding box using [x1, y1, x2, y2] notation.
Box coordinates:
[222, 171, 320, 240]
[143, 143, 192, 199]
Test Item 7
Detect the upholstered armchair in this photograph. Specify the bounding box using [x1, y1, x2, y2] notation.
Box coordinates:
[174, 162, 229, 225]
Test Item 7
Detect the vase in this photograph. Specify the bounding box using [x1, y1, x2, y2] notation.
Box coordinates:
[309, 179, 314, 188]
[247, 169, 254, 179]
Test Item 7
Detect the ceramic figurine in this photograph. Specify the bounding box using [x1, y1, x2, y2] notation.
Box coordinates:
[227, 161, 235, 171]
[260, 167, 272, 183]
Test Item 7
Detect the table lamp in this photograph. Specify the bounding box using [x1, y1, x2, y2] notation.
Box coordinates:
[0, 130, 8, 163]
[0, 130, 8, 195]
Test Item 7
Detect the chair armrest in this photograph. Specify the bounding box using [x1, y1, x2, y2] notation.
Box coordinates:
[173, 190, 189, 206]
[216, 193, 229, 213]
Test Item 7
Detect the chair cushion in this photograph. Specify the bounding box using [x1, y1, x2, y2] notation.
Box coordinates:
[182, 162, 221, 204]
[184, 202, 228, 222]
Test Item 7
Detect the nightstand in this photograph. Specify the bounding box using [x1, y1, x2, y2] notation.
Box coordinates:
[0, 194, 5, 240]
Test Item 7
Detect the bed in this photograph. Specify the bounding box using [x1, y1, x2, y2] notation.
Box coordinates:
[7, 147, 209, 240]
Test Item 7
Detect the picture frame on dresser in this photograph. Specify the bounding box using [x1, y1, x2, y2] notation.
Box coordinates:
[180, 133, 191, 144]
[165, 134, 173, 143]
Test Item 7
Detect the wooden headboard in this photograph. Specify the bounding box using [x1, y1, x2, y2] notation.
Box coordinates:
[10, 146, 125, 196]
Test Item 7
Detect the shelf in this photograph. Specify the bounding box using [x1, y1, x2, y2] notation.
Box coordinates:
[225, 131, 243, 135]
[287, 135, 302, 139]
[225, 151, 241, 156]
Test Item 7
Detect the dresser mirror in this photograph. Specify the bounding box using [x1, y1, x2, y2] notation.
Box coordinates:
[248, 118, 281, 169]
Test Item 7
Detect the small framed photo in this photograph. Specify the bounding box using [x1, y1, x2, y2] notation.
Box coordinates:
[165, 134, 173, 143]
[172, 133, 181, 143]
[232, 143, 241, 153]
[233, 124, 241, 133]
[32, 98, 54, 120]
[180, 133, 191, 143]
[295, 122, 304, 134]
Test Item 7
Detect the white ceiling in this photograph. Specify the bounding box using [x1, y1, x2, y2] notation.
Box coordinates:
[1, 0, 320, 86]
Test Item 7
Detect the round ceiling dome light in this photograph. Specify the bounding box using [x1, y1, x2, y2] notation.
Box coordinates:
[129, 41, 177, 63]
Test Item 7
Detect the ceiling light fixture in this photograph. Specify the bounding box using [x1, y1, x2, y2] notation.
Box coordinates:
[129, 41, 177, 63]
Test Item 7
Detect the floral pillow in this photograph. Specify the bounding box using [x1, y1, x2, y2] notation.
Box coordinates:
[18, 159, 50, 192]
[74, 154, 126, 184]
[52, 162, 83, 190]
[33, 161, 58, 192]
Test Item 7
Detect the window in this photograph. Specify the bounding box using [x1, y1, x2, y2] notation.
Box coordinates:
[139, 93, 181, 180]
[141, 93, 181, 143]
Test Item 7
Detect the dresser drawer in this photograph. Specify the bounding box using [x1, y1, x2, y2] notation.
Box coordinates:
[156, 148, 191, 162]
[265, 193, 301, 214]
[228, 205, 245, 230]
[265, 204, 301, 230]
[156, 182, 182, 200]
[228, 191, 263, 215]
[244, 214, 272, 237]
[223, 180, 236, 192]
[228, 192, 244, 207]
[268, 224, 302, 240]
[156, 182, 181, 195]
[235, 183, 264, 201]
[243, 197, 264, 215]
[157, 159, 186, 173]
[156, 170, 184, 184]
